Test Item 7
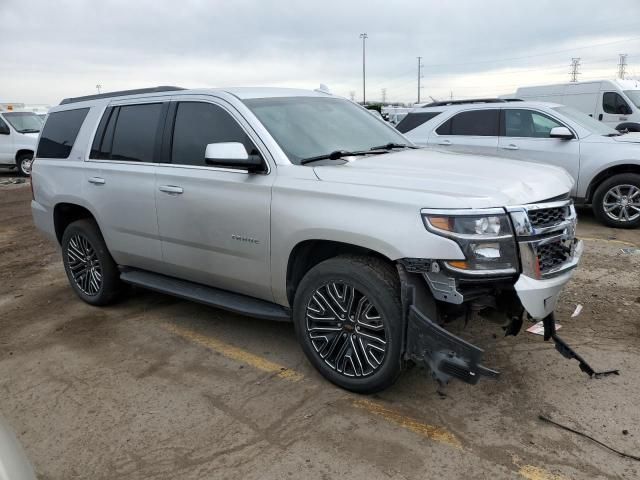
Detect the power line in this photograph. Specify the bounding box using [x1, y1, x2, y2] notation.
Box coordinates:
[417, 35, 640, 69]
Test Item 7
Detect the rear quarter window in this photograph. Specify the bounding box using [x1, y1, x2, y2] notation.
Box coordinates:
[396, 111, 442, 133]
[37, 108, 89, 159]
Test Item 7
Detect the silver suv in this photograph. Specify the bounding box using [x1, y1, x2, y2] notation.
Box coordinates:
[399, 99, 640, 228]
[31, 86, 583, 393]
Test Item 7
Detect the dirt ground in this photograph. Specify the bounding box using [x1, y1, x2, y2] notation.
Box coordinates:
[1, 173, 639, 480]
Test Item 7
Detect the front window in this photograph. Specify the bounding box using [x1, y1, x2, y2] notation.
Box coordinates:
[552, 106, 619, 136]
[2, 112, 42, 133]
[623, 90, 640, 109]
[603, 92, 632, 115]
[243, 97, 407, 165]
[504, 109, 563, 138]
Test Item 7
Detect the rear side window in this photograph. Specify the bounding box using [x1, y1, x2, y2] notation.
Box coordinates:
[396, 111, 442, 133]
[36, 108, 89, 159]
[603, 92, 632, 115]
[436, 109, 499, 136]
[90, 103, 164, 162]
[171, 102, 255, 166]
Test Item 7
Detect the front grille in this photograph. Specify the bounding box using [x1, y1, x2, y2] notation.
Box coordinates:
[508, 199, 578, 279]
[528, 206, 569, 228]
[537, 241, 571, 273]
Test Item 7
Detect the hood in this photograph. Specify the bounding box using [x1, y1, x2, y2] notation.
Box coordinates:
[313, 149, 573, 209]
[612, 132, 640, 144]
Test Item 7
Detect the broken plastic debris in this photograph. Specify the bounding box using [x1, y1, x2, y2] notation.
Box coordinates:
[526, 321, 561, 336]
[620, 247, 640, 255]
[571, 304, 583, 318]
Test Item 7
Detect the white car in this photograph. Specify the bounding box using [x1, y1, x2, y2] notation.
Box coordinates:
[0, 110, 41, 176]
[400, 100, 640, 228]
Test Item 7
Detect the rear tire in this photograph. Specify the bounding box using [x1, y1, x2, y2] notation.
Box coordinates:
[592, 173, 640, 228]
[16, 153, 33, 177]
[293, 255, 403, 393]
[61, 219, 122, 305]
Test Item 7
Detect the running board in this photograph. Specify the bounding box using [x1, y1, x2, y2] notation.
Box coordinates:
[120, 269, 291, 322]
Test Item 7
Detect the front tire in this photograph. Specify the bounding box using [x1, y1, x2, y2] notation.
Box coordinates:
[293, 255, 403, 393]
[61, 219, 122, 305]
[592, 173, 640, 228]
[16, 153, 33, 177]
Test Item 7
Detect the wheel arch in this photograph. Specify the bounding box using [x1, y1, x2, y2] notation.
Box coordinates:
[15, 149, 34, 162]
[585, 163, 640, 202]
[53, 203, 98, 244]
[285, 239, 395, 307]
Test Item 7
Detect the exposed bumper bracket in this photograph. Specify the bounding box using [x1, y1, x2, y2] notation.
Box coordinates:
[542, 313, 619, 379]
[407, 306, 499, 385]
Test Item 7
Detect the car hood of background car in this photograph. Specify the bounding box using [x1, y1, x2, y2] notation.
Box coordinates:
[313, 148, 573, 209]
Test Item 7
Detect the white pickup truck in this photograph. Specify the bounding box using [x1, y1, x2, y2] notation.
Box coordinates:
[0, 110, 42, 176]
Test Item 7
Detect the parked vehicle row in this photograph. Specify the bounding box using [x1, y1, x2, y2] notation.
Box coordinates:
[32, 86, 581, 393]
[398, 100, 640, 228]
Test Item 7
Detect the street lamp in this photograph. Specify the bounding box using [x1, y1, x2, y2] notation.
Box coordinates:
[359, 33, 367, 105]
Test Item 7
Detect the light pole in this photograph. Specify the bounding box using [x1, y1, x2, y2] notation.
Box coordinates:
[359, 33, 367, 105]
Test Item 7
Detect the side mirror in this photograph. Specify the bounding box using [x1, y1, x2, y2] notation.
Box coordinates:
[204, 142, 264, 172]
[0, 124, 9, 135]
[549, 126, 574, 140]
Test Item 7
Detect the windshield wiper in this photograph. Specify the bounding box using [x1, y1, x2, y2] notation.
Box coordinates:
[19, 129, 40, 134]
[369, 142, 418, 151]
[300, 150, 374, 165]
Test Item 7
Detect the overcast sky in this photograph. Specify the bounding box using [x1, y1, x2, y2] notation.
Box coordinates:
[2, 0, 640, 105]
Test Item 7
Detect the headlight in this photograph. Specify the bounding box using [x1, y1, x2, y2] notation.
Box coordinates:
[422, 210, 518, 275]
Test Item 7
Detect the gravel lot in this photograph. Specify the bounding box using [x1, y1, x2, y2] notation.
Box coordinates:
[1, 174, 639, 480]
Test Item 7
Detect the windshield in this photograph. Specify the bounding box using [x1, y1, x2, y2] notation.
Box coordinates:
[552, 106, 619, 136]
[2, 112, 43, 133]
[243, 96, 407, 164]
[623, 90, 640, 108]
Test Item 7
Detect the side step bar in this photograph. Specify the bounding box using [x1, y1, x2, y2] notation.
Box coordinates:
[120, 269, 291, 322]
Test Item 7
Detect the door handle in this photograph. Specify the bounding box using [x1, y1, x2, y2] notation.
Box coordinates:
[437, 139, 452, 146]
[88, 177, 105, 185]
[598, 114, 604, 121]
[159, 185, 184, 194]
[501, 144, 519, 150]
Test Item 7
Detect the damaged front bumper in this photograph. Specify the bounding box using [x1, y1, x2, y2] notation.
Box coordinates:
[400, 201, 594, 386]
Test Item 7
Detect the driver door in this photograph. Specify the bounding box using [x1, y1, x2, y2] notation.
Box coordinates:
[154, 98, 275, 302]
[600, 91, 632, 128]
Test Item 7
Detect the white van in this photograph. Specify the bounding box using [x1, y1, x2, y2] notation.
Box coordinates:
[0, 110, 41, 176]
[513, 79, 640, 132]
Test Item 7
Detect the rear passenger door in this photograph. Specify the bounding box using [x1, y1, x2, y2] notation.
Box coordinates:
[498, 108, 580, 194]
[154, 98, 274, 302]
[427, 109, 499, 155]
[86, 100, 167, 271]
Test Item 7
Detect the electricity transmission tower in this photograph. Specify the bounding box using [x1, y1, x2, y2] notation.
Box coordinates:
[381, 88, 387, 103]
[569, 58, 581, 82]
[349, 91, 356, 102]
[618, 54, 628, 79]
[417, 56, 424, 103]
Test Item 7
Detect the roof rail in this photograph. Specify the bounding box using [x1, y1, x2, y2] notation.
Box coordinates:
[59, 86, 185, 105]
[422, 98, 509, 107]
